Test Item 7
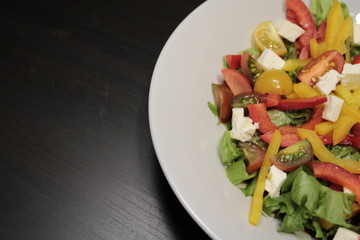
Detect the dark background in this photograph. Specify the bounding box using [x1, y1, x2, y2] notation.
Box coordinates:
[0, 0, 210, 239]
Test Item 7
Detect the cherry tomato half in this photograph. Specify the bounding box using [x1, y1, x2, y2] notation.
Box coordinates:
[296, 50, 345, 86]
[254, 69, 293, 95]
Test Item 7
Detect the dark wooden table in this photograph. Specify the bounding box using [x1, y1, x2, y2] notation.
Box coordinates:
[0, 0, 210, 239]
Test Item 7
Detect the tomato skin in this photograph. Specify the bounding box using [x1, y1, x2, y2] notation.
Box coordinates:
[239, 142, 265, 174]
[221, 69, 253, 96]
[352, 55, 360, 65]
[211, 83, 233, 123]
[274, 96, 327, 110]
[351, 123, 360, 137]
[247, 103, 278, 133]
[312, 161, 360, 203]
[316, 21, 327, 43]
[265, 94, 281, 107]
[226, 55, 242, 69]
[285, 0, 317, 58]
[254, 70, 293, 95]
[296, 50, 345, 86]
[271, 139, 313, 172]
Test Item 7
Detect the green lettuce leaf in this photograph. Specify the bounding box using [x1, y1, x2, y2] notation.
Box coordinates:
[226, 159, 257, 185]
[240, 176, 257, 197]
[220, 131, 243, 165]
[264, 167, 358, 237]
[267, 109, 312, 127]
[310, 0, 350, 27]
[328, 145, 360, 162]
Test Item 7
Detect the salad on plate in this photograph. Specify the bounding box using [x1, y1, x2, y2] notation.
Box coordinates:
[209, 0, 360, 239]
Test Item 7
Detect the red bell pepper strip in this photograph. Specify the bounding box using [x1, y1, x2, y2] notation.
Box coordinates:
[274, 96, 327, 110]
[248, 103, 278, 133]
[319, 134, 357, 149]
[260, 132, 300, 147]
[312, 162, 360, 203]
[285, 0, 317, 59]
[225, 55, 242, 69]
[221, 69, 253, 96]
[300, 105, 324, 130]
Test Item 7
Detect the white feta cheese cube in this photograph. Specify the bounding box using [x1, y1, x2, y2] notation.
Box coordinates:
[333, 227, 359, 240]
[257, 48, 285, 70]
[343, 187, 353, 194]
[230, 108, 259, 142]
[322, 95, 344, 122]
[314, 69, 345, 95]
[265, 165, 287, 198]
[275, 20, 305, 42]
[354, 23, 360, 45]
[341, 63, 360, 90]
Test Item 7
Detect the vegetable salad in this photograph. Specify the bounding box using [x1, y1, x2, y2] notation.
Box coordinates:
[209, 0, 360, 239]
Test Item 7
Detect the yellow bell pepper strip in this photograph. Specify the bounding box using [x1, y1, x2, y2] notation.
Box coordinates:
[314, 121, 334, 136]
[285, 91, 300, 99]
[249, 130, 281, 225]
[325, 0, 344, 52]
[293, 82, 322, 98]
[310, 38, 319, 58]
[335, 84, 355, 103]
[333, 111, 356, 145]
[342, 103, 360, 122]
[333, 16, 353, 55]
[296, 128, 360, 174]
[282, 59, 310, 72]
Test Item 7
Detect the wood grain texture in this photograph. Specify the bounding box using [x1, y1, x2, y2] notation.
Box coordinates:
[0, 0, 210, 239]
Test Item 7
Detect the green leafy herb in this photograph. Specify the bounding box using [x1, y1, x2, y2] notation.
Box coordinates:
[284, 40, 298, 60]
[267, 110, 292, 127]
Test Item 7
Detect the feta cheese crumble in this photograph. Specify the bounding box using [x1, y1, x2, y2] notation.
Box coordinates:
[314, 69, 345, 95]
[230, 108, 259, 142]
[257, 48, 285, 70]
[265, 165, 287, 198]
[341, 63, 360, 91]
[322, 95, 344, 122]
[333, 227, 359, 240]
[353, 23, 360, 45]
[275, 20, 305, 42]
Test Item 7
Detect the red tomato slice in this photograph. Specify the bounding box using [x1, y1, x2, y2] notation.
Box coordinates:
[211, 83, 233, 123]
[247, 103, 278, 133]
[221, 69, 253, 96]
[351, 123, 360, 137]
[239, 142, 265, 174]
[296, 50, 345, 86]
[225, 55, 242, 69]
[285, 0, 317, 57]
[316, 21, 327, 43]
[352, 55, 360, 65]
[274, 96, 327, 110]
[312, 162, 360, 203]
[265, 94, 281, 107]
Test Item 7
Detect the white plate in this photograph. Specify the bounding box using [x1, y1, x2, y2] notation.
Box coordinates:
[149, 0, 360, 239]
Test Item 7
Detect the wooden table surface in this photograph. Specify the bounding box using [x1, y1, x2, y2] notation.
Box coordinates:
[0, 0, 210, 239]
